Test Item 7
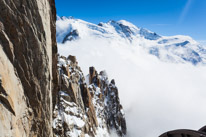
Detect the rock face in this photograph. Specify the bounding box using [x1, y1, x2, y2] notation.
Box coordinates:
[53, 55, 98, 137]
[0, 0, 57, 136]
[89, 68, 127, 136]
[53, 55, 127, 137]
[159, 126, 206, 137]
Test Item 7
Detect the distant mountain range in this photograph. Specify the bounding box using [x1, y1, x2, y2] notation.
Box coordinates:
[57, 16, 206, 65]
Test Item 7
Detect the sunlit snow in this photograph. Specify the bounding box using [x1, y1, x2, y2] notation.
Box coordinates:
[57, 17, 206, 137]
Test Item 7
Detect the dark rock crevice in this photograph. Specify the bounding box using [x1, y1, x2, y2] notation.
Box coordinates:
[0, 84, 15, 116]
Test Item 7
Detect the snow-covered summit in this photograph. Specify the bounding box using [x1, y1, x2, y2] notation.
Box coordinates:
[57, 16, 206, 65]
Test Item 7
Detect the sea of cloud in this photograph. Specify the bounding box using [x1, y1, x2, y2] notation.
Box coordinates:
[58, 37, 206, 137]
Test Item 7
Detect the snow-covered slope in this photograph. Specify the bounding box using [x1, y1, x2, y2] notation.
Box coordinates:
[56, 17, 206, 137]
[57, 16, 206, 65]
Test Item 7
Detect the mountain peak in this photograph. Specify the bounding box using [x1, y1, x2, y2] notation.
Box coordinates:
[57, 18, 206, 65]
[57, 15, 75, 20]
[140, 28, 161, 40]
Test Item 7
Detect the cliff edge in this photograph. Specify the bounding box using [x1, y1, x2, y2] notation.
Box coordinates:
[0, 0, 57, 136]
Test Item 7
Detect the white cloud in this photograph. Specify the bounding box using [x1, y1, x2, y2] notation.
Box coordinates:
[178, 0, 193, 24]
[58, 37, 206, 137]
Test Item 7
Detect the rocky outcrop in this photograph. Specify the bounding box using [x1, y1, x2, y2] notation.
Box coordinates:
[62, 29, 79, 43]
[53, 55, 98, 137]
[53, 55, 126, 137]
[0, 0, 57, 136]
[89, 67, 127, 136]
[159, 126, 206, 137]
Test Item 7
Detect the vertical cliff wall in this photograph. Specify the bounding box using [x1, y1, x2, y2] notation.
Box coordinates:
[0, 0, 57, 136]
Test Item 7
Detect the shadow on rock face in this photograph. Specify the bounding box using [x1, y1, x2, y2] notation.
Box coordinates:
[0, 84, 15, 116]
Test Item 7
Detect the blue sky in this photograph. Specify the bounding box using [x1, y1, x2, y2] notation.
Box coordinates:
[55, 0, 206, 42]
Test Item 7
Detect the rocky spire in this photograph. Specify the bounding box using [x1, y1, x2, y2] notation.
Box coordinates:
[53, 55, 127, 137]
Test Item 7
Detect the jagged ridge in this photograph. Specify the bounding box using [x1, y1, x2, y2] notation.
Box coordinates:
[53, 55, 126, 137]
